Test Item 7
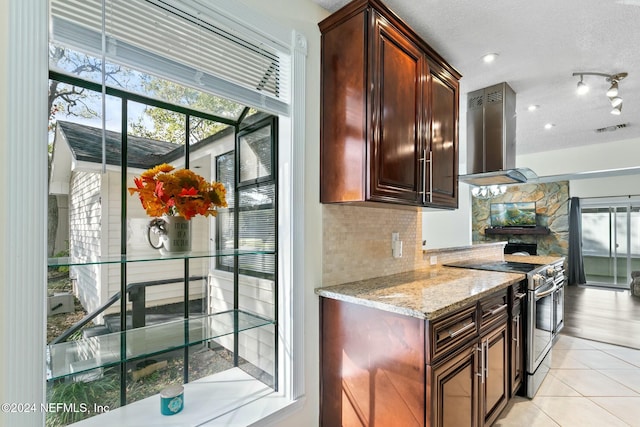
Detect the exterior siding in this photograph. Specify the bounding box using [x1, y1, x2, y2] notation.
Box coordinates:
[208, 270, 275, 378]
[69, 171, 102, 314]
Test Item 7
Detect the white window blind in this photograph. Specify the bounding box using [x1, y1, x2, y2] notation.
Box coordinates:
[216, 166, 276, 279]
[238, 185, 276, 278]
[216, 152, 235, 271]
[50, 0, 290, 115]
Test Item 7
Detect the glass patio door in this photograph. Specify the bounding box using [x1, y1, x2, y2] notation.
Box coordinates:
[581, 200, 640, 289]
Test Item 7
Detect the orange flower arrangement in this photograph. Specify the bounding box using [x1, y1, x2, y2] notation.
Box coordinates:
[128, 163, 227, 220]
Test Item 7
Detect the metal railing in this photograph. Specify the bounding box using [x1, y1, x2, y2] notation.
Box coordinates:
[50, 275, 207, 344]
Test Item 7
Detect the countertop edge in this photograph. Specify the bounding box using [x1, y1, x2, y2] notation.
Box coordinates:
[316, 289, 427, 319]
[316, 267, 526, 320]
[422, 275, 523, 320]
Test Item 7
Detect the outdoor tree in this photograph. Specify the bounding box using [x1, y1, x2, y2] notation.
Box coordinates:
[47, 44, 129, 256]
[48, 44, 127, 132]
[128, 75, 242, 144]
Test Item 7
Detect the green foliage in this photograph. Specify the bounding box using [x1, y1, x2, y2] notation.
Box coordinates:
[46, 376, 120, 427]
[128, 76, 236, 144]
[53, 247, 70, 274]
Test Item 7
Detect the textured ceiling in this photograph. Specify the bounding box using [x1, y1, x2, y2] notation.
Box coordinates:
[313, 0, 640, 157]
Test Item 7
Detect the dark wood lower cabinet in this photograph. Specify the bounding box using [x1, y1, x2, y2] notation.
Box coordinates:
[321, 298, 425, 427]
[320, 290, 518, 427]
[429, 344, 479, 427]
[481, 323, 509, 426]
[429, 322, 508, 427]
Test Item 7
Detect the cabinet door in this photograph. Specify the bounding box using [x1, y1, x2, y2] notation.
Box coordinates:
[369, 12, 423, 204]
[426, 63, 459, 208]
[430, 344, 479, 427]
[510, 308, 524, 396]
[481, 323, 509, 426]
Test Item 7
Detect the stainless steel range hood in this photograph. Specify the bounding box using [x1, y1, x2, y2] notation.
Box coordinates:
[459, 167, 538, 186]
[459, 82, 538, 186]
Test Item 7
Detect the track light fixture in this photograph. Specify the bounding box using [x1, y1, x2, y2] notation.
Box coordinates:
[577, 76, 589, 95]
[610, 96, 623, 107]
[572, 72, 628, 115]
[576, 76, 589, 95]
[611, 104, 623, 115]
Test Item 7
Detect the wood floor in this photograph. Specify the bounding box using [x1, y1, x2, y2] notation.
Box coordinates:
[563, 284, 640, 349]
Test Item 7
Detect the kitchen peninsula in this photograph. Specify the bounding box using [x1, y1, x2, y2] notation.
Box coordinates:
[317, 265, 527, 427]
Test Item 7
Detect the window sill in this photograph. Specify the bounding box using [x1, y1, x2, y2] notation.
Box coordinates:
[70, 368, 301, 426]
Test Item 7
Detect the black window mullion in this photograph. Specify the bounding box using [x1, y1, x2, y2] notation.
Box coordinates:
[120, 96, 128, 407]
[184, 114, 190, 385]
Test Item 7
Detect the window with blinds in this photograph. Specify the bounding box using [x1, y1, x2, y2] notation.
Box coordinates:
[216, 117, 276, 279]
[49, 0, 289, 115]
[216, 151, 235, 272]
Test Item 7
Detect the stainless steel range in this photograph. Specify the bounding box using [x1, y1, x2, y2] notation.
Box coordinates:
[446, 258, 565, 397]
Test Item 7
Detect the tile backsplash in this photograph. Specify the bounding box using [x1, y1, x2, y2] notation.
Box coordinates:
[322, 204, 508, 287]
[322, 204, 424, 287]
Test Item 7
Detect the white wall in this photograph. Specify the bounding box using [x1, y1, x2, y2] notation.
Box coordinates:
[0, 0, 8, 415]
[518, 136, 640, 176]
[425, 113, 640, 249]
[422, 182, 473, 249]
[0, 0, 48, 425]
[518, 137, 640, 198]
[233, 0, 327, 425]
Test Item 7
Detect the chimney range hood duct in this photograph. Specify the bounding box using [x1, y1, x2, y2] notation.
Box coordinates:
[459, 82, 537, 186]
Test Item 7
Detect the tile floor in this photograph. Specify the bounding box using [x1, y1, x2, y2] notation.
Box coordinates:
[494, 334, 640, 426]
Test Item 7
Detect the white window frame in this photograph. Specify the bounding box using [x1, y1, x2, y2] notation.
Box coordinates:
[1, 0, 305, 425]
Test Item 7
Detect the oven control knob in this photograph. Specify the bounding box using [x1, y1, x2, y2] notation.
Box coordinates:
[546, 267, 556, 277]
[532, 273, 544, 287]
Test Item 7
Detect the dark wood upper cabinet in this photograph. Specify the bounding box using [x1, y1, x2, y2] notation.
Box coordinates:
[428, 62, 459, 207]
[371, 12, 423, 203]
[319, 0, 460, 208]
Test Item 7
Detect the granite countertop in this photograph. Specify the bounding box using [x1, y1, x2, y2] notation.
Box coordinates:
[315, 267, 524, 320]
[504, 254, 565, 265]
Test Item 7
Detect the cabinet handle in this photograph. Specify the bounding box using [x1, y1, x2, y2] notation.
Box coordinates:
[420, 149, 433, 204]
[482, 303, 507, 318]
[515, 292, 526, 301]
[448, 321, 475, 339]
[484, 339, 489, 380]
[513, 315, 520, 345]
[427, 150, 433, 202]
[476, 344, 484, 383]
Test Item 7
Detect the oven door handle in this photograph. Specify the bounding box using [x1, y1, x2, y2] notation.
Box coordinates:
[535, 285, 557, 300]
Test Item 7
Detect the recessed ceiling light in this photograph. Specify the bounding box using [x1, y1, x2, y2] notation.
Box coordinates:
[482, 53, 499, 63]
[544, 123, 555, 130]
[527, 105, 539, 112]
